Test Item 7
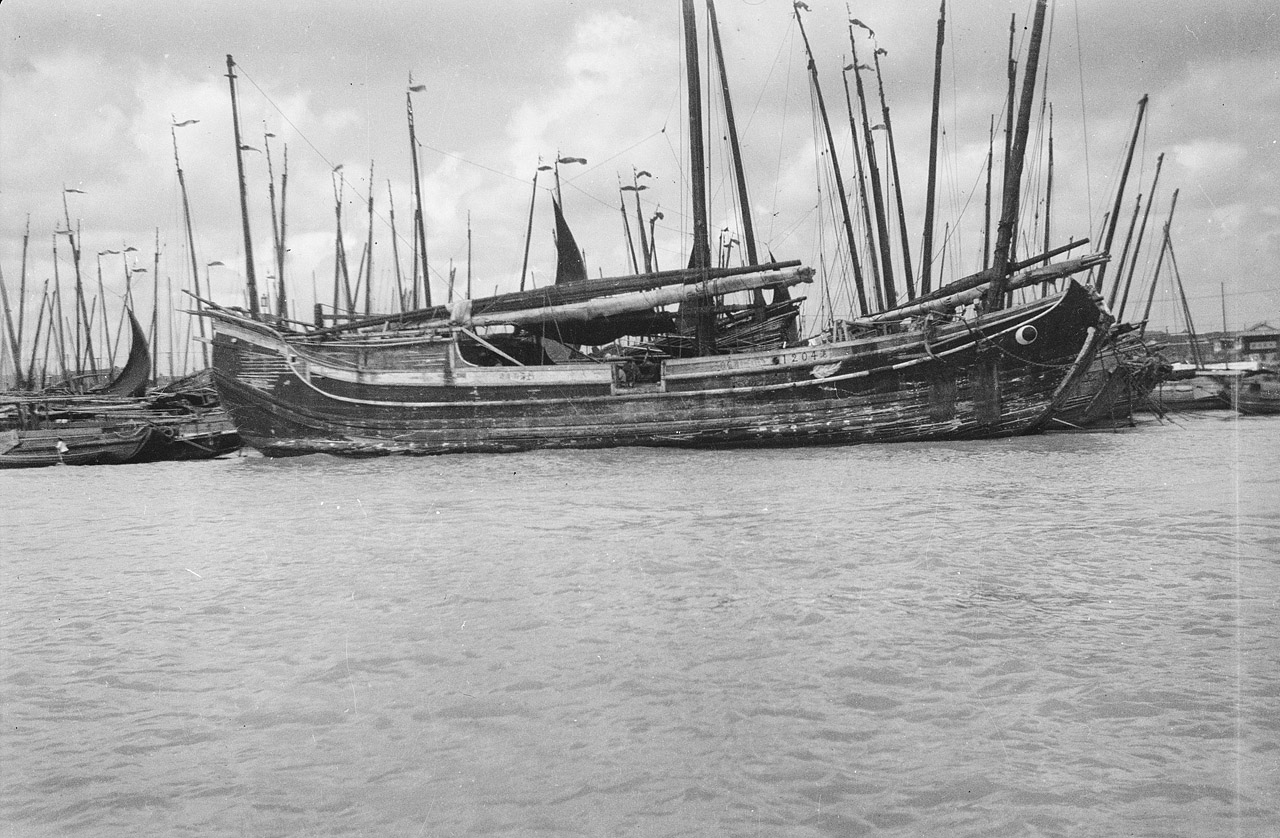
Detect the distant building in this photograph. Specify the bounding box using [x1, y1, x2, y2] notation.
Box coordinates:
[1147, 322, 1279, 366]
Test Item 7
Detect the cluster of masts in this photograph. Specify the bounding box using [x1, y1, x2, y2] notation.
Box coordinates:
[2, 0, 1194, 383]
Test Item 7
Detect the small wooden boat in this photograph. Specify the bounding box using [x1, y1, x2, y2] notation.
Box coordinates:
[1150, 373, 1232, 411]
[0, 423, 152, 469]
[1229, 372, 1280, 415]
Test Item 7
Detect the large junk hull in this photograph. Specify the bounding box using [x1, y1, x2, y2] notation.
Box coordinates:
[209, 281, 1107, 457]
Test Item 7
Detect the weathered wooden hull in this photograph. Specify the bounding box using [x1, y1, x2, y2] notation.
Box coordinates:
[134, 409, 244, 462]
[1230, 375, 1280, 416]
[1148, 375, 1232, 411]
[0, 424, 153, 469]
[1049, 331, 1165, 428]
[208, 281, 1108, 457]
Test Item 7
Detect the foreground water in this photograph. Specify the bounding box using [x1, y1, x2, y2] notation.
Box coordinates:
[2, 413, 1277, 837]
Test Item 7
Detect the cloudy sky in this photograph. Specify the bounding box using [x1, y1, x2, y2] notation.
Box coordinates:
[2, 0, 1277, 371]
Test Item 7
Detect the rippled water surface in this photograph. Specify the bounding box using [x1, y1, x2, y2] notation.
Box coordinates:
[3, 414, 1278, 837]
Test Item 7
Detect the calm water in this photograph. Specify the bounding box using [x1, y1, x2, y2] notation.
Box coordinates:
[2, 414, 1277, 837]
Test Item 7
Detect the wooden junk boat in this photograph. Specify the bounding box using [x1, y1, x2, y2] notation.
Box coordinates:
[204, 0, 1111, 457]
[1, 311, 241, 468]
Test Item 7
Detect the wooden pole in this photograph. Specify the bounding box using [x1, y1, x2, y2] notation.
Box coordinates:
[0, 265, 23, 388]
[840, 67, 884, 311]
[519, 169, 540, 293]
[1094, 94, 1149, 295]
[983, 116, 994, 271]
[872, 46, 915, 299]
[387, 181, 406, 311]
[225, 56, 260, 317]
[363, 160, 376, 315]
[1139, 188, 1179, 332]
[407, 84, 431, 307]
[708, 0, 758, 270]
[920, 0, 946, 296]
[682, 0, 714, 353]
[25, 282, 49, 388]
[171, 126, 208, 367]
[1116, 152, 1164, 322]
[848, 26, 897, 309]
[1043, 105, 1054, 267]
[985, 0, 1048, 311]
[796, 8, 869, 316]
[1108, 193, 1143, 310]
[277, 144, 289, 319]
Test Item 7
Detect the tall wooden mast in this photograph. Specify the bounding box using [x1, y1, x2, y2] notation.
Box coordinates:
[919, 0, 946, 296]
[681, 0, 715, 353]
[225, 56, 261, 317]
[985, 0, 1048, 311]
[1094, 94, 1149, 297]
[406, 81, 432, 308]
[796, 5, 870, 316]
[848, 22, 896, 309]
[1116, 152, 1164, 321]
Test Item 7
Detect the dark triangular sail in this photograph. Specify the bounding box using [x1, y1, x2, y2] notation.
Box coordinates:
[552, 197, 588, 285]
[93, 308, 150, 397]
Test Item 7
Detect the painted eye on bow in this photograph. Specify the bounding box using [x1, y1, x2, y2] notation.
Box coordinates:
[1016, 325, 1039, 346]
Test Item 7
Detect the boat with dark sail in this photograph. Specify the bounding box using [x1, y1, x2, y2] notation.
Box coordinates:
[1, 310, 241, 467]
[203, 0, 1110, 457]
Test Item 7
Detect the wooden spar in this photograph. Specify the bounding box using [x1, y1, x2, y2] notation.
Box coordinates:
[1116, 152, 1164, 321]
[983, 116, 994, 271]
[1139, 188, 1179, 332]
[60, 198, 95, 378]
[1094, 94, 1148, 295]
[1167, 235, 1201, 367]
[453, 267, 810, 330]
[24, 282, 49, 387]
[266, 133, 284, 318]
[94, 255, 113, 369]
[1043, 104, 1054, 266]
[519, 168, 544, 293]
[707, 0, 756, 267]
[16, 219, 29, 374]
[466, 213, 473, 300]
[0, 265, 22, 388]
[848, 25, 897, 309]
[1108, 193, 1143, 310]
[1003, 15, 1015, 198]
[619, 186, 638, 274]
[794, 8, 870, 316]
[406, 83, 431, 308]
[840, 67, 883, 312]
[308, 260, 801, 337]
[151, 230, 161, 384]
[985, 0, 1048, 311]
[849, 253, 1106, 326]
[225, 56, 261, 318]
[707, 0, 768, 313]
[51, 242, 70, 384]
[632, 173, 653, 274]
[387, 182, 406, 311]
[682, 0, 710, 273]
[872, 238, 1087, 314]
[872, 46, 915, 300]
[171, 126, 208, 367]
[681, 0, 714, 354]
[363, 160, 376, 316]
[278, 144, 289, 319]
[920, 0, 946, 296]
